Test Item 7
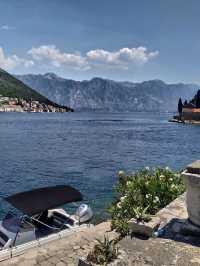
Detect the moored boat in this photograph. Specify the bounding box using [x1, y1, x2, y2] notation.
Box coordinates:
[0, 185, 93, 261]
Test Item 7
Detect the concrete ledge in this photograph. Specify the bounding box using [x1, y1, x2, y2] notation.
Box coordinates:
[128, 216, 160, 237]
[128, 194, 187, 237]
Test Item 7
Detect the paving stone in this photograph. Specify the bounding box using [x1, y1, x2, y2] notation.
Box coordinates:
[82, 245, 89, 250]
[73, 245, 80, 250]
[56, 262, 67, 266]
[39, 261, 54, 266]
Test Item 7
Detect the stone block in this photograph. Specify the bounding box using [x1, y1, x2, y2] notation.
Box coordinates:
[186, 160, 200, 174]
[128, 216, 161, 237]
[182, 163, 200, 226]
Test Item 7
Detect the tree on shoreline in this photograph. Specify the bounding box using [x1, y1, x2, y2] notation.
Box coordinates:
[196, 90, 200, 108]
[178, 98, 183, 119]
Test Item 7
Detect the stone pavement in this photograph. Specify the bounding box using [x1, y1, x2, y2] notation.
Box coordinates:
[119, 236, 200, 266]
[0, 222, 118, 266]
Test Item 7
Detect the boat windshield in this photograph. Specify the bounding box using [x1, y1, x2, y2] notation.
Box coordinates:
[2, 212, 21, 233]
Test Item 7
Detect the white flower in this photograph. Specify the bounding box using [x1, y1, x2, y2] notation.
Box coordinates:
[145, 166, 150, 171]
[155, 196, 159, 202]
[165, 166, 170, 171]
[118, 170, 125, 176]
[120, 196, 127, 202]
[159, 175, 165, 179]
[117, 202, 122, 208]
[153, 196, 159, 204]
[126, 181, 132, 186]
[145, 194, 150, 199]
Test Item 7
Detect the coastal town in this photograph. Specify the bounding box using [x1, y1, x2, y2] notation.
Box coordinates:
[0, 95, 68, 113]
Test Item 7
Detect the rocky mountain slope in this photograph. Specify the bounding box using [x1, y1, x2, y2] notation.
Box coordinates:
[0, 69, 73, 112]
[17, 73, 199, 112]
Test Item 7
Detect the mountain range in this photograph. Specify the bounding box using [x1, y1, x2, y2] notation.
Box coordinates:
[16, 73, 199, 112]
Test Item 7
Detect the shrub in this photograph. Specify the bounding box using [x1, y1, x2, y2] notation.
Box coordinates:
[87, 235, 119, 265]
[132, 206, 151, 223]
[109, 167, 185, 236]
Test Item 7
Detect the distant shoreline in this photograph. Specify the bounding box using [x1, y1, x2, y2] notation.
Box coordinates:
[0, 105, 73, 113]
[0, 97, 73, 113]
[169, 118, 200, 125]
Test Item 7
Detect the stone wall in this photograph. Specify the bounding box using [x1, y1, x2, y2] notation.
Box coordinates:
[182, 108, 200, 120]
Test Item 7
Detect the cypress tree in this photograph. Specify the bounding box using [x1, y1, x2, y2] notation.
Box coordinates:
[178, 98, 183, 115]
[196, 90, 200, 108]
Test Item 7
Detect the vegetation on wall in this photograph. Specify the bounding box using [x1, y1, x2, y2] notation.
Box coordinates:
[109, 167, 185, 236]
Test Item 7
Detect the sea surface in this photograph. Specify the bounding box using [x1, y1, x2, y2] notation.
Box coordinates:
[0, 112, 199, 218]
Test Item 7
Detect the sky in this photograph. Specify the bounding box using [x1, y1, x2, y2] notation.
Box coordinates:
[0, 0, 200, 83]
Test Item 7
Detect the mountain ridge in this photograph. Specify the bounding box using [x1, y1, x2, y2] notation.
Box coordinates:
[16, 73, 199, 112]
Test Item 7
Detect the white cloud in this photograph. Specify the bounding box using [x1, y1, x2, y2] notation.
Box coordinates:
[0, 47, 34, 70]
[86, 47, 159, 68]
[28, 45, 158, 71]
[0, 25, 15, 30]
[28, 45, 90, 70]
[0, 45, 158, 72]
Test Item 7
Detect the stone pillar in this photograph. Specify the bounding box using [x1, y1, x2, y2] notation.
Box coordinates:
[182, 160, 200, 227]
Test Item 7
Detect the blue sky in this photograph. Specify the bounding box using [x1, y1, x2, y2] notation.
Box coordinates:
[0, 0, 200, 83]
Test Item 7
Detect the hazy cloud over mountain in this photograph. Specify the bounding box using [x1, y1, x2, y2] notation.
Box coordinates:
[27, 45, 90, 71]
[0, 47, 34, 70]
[86, 47, 158, 68]
[0, 45, 159, 72]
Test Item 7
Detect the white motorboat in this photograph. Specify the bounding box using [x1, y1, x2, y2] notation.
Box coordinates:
[0, 185, 93, 261]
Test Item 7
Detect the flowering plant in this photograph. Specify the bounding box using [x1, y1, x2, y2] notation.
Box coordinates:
[109, 167, 185, 236]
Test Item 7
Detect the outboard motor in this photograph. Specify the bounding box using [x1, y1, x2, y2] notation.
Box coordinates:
[75, 204, 93, 223]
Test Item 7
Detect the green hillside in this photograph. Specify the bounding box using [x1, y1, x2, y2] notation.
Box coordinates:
[0, 68, 72, 111]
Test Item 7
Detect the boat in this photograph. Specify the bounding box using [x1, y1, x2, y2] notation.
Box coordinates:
[0, 185, 93, 261]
